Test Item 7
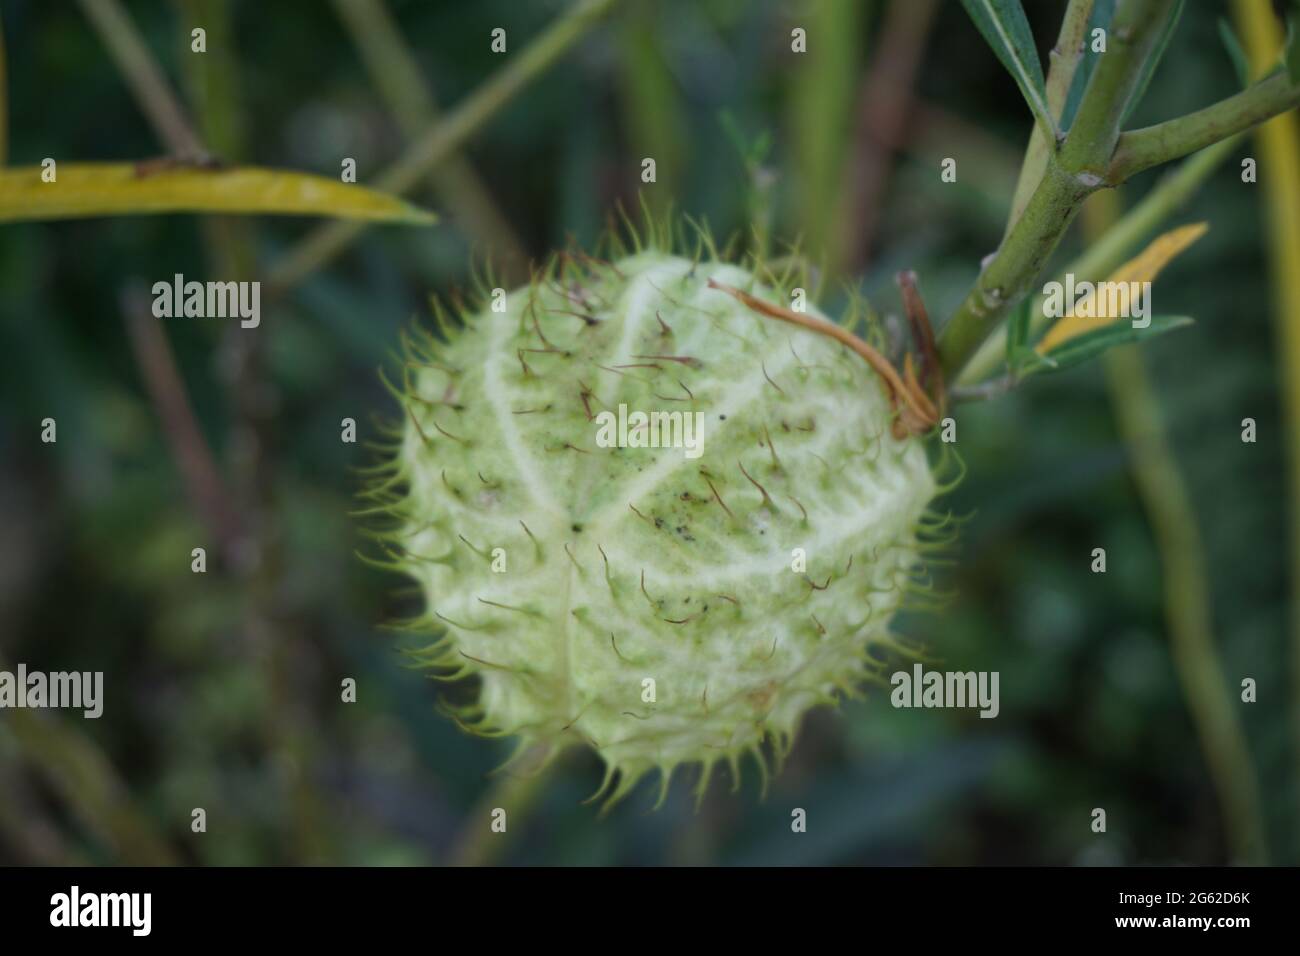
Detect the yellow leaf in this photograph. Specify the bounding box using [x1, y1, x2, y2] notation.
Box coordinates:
[1037, 221, 1208, 353]
[0, 162, 437, 225]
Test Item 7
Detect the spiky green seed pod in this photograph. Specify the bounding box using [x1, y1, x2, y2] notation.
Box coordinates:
[370, 243, 942, 807]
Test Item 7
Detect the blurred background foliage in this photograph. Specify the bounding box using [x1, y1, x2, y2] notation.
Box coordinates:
[0, 0, 1295, 865]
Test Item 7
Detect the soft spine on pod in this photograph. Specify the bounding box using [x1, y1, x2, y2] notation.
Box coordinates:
[363, 227, 954, 809]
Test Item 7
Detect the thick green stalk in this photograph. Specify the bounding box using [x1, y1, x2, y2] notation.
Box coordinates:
[939, 159, 1093, 374]
[939, 0, 1177, 378]
[1109, 70, 1300, 182]
[1058, 0, 1176, 173]
[958, 133, 1240, 385]
[1004, 0, 1094, 235]
[951, 54, 1300, 379]
[269, 0, 619, 296]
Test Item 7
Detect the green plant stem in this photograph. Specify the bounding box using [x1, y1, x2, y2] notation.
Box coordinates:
[180, 0, 335, 865]
[1104, 344, 1268, 863]
[789, 0, 869, 266]
[448, 746, 559, 866]
[938, 0, 1300, 381]
[1058, 0, 1177, 172]
[122, 287, 242, 557]
[8, 710, 180, 865]
[938, 0, 1177, 378]
[268, 0, 619, 296]
[77, 0, 205, 157]
[0, 742, 86, 865]
[617, 0, 687, 227]
[1077, 186, 1268, 864]
[1004, 0, 1094, 235]
[1040, 136, 1241, 307]
[1231, 0, 1300, 838]
[1108, 70, 1300, 182]
[331, 0, 530, 280]
[958, 132, 1241, 385]
[839, 0, 936, 272]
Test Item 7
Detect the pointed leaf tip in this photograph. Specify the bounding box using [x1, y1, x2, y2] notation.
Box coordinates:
[1037, 221, 1207, 353]
[0, 163, 438, 225]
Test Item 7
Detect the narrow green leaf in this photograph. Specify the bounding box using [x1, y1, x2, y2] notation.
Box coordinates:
[1032, 314, 1193, 375]
[1218, 18, 1251, 90]
[1009, 346, 1057, 378]
[0, 162, 438, 224]
[1122, 0, 1186, 123]
[1061, 0, 1115, 130]
[960, 0, 1057, 139]
[1004, 296, 1032, 367]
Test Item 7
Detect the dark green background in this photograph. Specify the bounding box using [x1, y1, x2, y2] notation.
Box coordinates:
[0, 0, 1291, 865]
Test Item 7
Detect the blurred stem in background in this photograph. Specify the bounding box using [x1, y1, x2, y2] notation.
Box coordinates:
[76, 0, 205, 157]
[1011, 92, 1265, 855]
[448, 745, 559, 866]
[330, 0, 531, 283]
[0, 12, 7, 164]
[837, 0, 936, 274]
[178, 0, 333, 863]
[62, 0, 627, 864]
[1230, 0, 1300, 830]
[121, 286, 243, 556]
[788, 0, 868, 270]
[79, 0, 333, 861]
[0, 0, 226, 866]
[0, 744, 87, 865]
[616, 0, 686, 227]
[721, 113, 776, 262]
[0, 658, 177, 865]
[1078, 188, 1267, 864]
[268, 0, 621, 296]
[0, 10, 71, 868]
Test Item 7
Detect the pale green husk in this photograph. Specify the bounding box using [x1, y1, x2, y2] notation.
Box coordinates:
[365, 239, 948, 808]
